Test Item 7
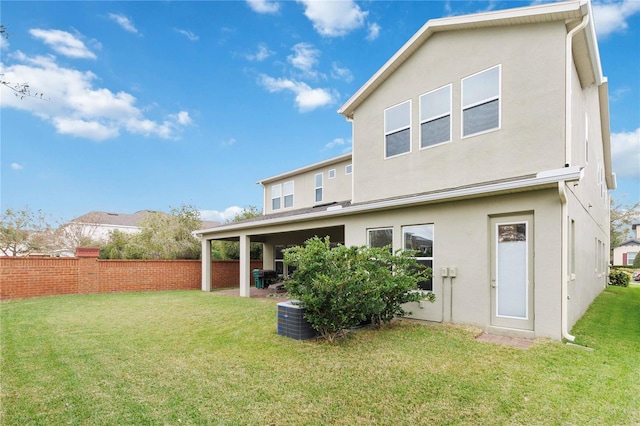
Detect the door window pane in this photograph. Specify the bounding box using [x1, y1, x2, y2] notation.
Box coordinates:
[496, 223, 527, 318]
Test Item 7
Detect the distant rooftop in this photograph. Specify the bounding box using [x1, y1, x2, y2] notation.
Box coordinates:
[71, 210, 220, 229]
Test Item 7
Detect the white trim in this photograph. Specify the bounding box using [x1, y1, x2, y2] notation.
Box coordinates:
[419, 84, 452, 150]
[314, 173, 323, 203]
[461, 64, 502, 139]
[283, 180, 294, 209]
[271, 184, 282, 211]
[345, 164, 353, 175]
[194, 167, 583, 237]
[495, 220, 529, 320]
[257, 153, 351, 185]
[328, 169, 336, 179]
[384, 99, 412, 159]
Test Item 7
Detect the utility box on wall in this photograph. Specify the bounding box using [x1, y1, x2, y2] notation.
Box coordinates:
[277, 300, 318, 340]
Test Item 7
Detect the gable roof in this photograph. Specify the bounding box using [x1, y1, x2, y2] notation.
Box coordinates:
[338, 0, 600, 119]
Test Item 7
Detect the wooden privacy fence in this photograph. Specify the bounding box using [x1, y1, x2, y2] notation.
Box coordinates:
[0, 248, 262, 300]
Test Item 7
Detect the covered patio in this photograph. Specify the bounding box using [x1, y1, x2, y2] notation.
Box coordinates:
[196, 210, 346, 297]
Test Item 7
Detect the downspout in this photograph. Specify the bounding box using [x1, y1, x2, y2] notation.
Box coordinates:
[560, 13, 589, 342]
[559, 183, 575, 342]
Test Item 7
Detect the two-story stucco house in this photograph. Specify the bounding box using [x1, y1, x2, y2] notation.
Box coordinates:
[195, 0, 615, 341]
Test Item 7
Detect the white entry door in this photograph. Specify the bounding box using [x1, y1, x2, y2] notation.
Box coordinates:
[490, 214, 534, 330]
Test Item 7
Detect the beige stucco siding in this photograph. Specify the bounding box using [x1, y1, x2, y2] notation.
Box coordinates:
[351, 22, 567, 205]
[263, 159, 352, 215]
[342, 189, 564, 339]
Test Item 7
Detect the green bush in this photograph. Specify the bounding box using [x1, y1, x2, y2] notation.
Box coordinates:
[609, 269, 630, 287]
[633, 254, 640, 269]
[283, 237, 434, 342]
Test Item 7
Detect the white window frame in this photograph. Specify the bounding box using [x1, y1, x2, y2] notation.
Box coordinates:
[419, 84, 452, 149]
[283, 181, 294, 208]
[271, 184, 282, 210]
[461, 65, 501, 138]
[314, 173, 323, 203]
[368, 227, 393, 249]
[328, 169, 336, 179]
[402, 224, 434, 292]
[345, 164, 352, 175]
[384, 100, 412, 159]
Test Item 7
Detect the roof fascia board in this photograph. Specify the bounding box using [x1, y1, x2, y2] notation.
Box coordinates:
[338, 0, 584, 118]
[257, 153, 352, 185]
[195, 167, 583, 238]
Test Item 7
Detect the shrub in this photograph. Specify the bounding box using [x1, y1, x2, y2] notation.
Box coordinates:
[633, 254, 640, 269]
[283, 237, 434, 342]
[609, 269, 630, 287]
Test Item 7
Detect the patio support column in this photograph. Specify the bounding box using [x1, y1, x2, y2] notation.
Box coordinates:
[263, 243, 274, 271]
[239, 234, 251, 297]
[201, 238, 211, 292]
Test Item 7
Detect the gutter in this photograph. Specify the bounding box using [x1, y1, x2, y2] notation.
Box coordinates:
[560, 10, 589, 342]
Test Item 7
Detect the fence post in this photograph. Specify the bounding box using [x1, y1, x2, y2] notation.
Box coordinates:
[76, 247, 100, 294]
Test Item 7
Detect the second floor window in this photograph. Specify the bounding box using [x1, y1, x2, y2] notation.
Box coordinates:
[420, 84, 451, 148]
[345, 164, 352, 175]
[271, 184, 281, 210]
[462, 65, 501, 137]
[314, 173, 323, 203]
[384, 100, 411, 158]
[284, 181, 294, 208]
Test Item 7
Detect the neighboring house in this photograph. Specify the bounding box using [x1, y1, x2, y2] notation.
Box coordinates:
[57, 210, 219, 256]
[195, 1, 614, 341]
[612, 223, 640, 266]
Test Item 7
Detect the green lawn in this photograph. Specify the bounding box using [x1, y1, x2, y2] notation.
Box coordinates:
[2, 286, 639, 425]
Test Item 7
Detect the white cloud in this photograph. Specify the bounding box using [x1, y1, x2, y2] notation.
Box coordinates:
[29, 29, 96, 59]
[288, 42, 320, 76]
[0, 52, 191, 141]
[611, 128, 640, 178]
[331, 62, 353, 83]
[175, 28, 199, 41]
[245, 43, 274, 61]
[325, 137, 350, 149]
[366, 23, 381, 41]
[592, 0, 640, 38]
[10, 162, 23, 170]
[259, 74, 334, 112]
[297, 0, 368, 37]
[246, 0, 281, 14]
[200, 206, 245, 223]
[220, 137, 236, 147]
[108, 13, 139, 34]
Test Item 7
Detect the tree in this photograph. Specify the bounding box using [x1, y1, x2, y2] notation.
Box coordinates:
[610, 197, 640, 248]
[100, 204, 204, 260]
[211, 206, 263, 260]
[0, 207, 55, 256]
[283, 237, 434, 342]
[1, 24, 49, 101]
[54, 212, 104, 255]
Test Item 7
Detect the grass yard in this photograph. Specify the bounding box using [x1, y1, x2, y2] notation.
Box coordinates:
[2, 286, 639, 425]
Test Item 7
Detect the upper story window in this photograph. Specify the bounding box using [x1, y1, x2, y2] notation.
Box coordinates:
[314, 173, 323, 203]
[328, 169, 336, 179]
[271, 184, 281, 210]
[345, 164, 352, 175]
[420, 84, 451, 148]
[384, 100, 411, 158]
[283, 181, 294, 208]
[462, 65, 501, 137]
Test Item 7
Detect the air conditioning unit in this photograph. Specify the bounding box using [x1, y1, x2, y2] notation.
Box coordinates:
[277, 300, 317, 340]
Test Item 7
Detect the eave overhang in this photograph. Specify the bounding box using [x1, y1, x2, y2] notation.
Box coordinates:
[194, 166, 583, 239]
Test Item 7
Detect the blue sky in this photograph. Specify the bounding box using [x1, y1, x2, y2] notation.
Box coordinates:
[1, 0, 638, 224]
